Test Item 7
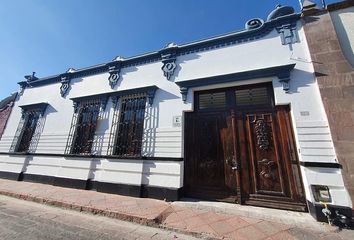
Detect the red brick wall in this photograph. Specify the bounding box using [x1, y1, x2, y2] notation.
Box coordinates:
[303, 7, 354, 207]
[0, 102, 14, 139]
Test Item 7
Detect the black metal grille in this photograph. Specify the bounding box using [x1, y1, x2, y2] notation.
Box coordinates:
[235, 87, 270, 106]
[198, 92, 226, 110]
[10, 109, 42, 153]
[108, 94, 146, 157]
[65, 98, 105, 155]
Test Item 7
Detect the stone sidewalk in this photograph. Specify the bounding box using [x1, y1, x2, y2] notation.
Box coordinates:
[0, 178, 353, 240]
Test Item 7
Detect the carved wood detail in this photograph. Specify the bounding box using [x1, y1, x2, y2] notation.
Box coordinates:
[254, 118, 270, 151]
[258, 158, 277, 181]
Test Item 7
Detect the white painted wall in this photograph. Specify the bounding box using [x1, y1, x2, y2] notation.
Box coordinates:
[0, 20, 351, 207]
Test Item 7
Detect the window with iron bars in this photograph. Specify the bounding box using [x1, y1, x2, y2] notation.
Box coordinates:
[108, 94, 147, 157]
[10, 103, 48, 153]
[65, 98, 106, 155]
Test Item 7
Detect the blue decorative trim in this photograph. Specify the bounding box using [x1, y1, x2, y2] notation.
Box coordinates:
[245, 18, 264, 30]
[159, 43, 178, 80]
[277, 71, 292, 92]
[180, 87, 188, 103]
[276, 23, 299, 47]
[19, 102, 49, 116]
[18, 81, 27, 96]
[17, 8, 300, 89]
[18, 72, 38, 95]
[24, 72, 38, 82]
[70, 85, 158, 106]
[267, 5, 295, 21]
[59, 68, 76, 98]
[107, 56, 123, 89]
[175, 64, 296, 101]
[60, 75, 71, 97]
[108, 65, 121, 89]
[146, 87, 158, 105]
[72, 101, 79, 113]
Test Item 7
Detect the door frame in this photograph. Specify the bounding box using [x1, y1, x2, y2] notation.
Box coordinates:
[183, 82, 307, 211]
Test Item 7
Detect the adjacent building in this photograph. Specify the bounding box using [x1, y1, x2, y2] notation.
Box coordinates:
[0, 93, 17, 139]
[302, 0, 354, 216]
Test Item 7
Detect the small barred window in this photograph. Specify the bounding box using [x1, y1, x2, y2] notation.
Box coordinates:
[65, 98, 106, 155]
[10, 103, 48, 153]
[108, 94, 147, 157]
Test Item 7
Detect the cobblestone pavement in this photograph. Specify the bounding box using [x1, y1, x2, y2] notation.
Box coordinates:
[0, 179, 353, 239]
[0, 195, 201, 240]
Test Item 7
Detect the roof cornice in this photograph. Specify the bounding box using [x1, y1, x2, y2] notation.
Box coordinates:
[18, 11, 300, 90]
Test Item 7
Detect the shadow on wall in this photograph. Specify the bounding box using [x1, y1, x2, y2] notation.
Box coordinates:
[278, 68, 317, 94]
[156, 89, 180, 102]
[170, 53, 201, 81]
[140, 161, 157, 188]
[111, 66, 139, 90]
[141, 102, 159, 157]
[28, 105, 58, 153]
[87, 158, 100, 184]
[91, 104, 111, 155]
[140, 104, 159, 191]
[21, 155, 33, 174]
[303, 15, 320, 24]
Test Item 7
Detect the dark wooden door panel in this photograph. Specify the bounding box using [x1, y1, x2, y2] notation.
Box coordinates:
[246, 112, 286, 196]
[184, 112, 237, 202]
[221, 114, 238, 194]
[242, 107, 306, 211]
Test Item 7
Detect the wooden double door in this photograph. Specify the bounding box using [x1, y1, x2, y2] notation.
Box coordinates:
[184, 84, 306, 211]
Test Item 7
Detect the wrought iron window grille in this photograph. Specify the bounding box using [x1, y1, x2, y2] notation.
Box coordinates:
[107, 93, 147, 157]
[10, 103, 48, 153]
[65, 98, 107, 155]
[107, 93, 148, 157]
[66, 85, 158, 156]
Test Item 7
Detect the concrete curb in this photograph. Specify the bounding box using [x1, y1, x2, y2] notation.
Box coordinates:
[0, 190, 158, 225]
[0, 190, 218, 240]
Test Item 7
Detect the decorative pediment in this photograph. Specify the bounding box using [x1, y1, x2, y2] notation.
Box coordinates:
[59, 68, 76, 98]
[19, 102, 49, 117]
[175, 64, 296, 102]
[276, 23, 299, 47]
[107, 56, 124, 89]
[159, 43, 178, 80]
[70, 85, 159, 108]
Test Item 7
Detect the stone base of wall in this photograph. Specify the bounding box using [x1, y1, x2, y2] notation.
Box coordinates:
[0, 171, 182, 201]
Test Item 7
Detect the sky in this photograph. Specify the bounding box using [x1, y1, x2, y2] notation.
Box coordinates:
[0, 0, 340, 99]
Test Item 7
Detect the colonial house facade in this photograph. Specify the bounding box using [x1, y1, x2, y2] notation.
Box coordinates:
[0, 4, 352, 222]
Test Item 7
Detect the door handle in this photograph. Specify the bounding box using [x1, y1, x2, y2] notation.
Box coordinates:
[229, 156, 239, 171]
